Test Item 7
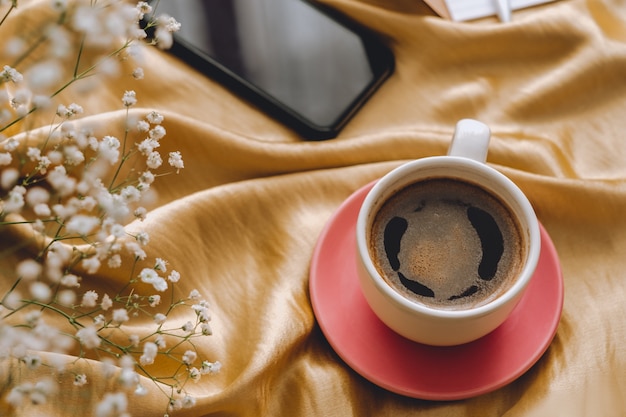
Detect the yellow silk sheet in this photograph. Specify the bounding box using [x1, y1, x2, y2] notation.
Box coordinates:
[3, 0, 626, 416]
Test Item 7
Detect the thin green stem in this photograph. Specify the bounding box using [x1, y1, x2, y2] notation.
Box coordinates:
[0, 2, 16, 27]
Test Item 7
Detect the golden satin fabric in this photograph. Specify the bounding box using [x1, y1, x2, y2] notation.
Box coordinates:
[3, 0, 626, 415]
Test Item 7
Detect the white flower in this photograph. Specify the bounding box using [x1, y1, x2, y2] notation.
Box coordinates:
[81, 290, 99, 308]
[17, 259, 42, 281]
[132, 67, 144, 79]
[66, 214, 99, 235]
[146, 111, 163, 124]
[201, 360, 221, 374]
[122, 90, 137, 107]
[0, 152, 12, 165]
[135, 232, 149, 246]
[139, 341, 157, 365]
[3, 137, 19, 151]
[182, 321, 194, 333]
[47, 165, 77, 196]
[154, 258, 167, 272]
[98, 135, 121, 164]
[125, 241, 146, 260]
[57, 289, 76, 306]
[154, 334, 166, 348]
[1, 65, 23, 83]
[182, 350, 197, 365]
[120, 185, 141, 202]
[136, 119, 150, 132]
[151, 276, 168, 292]
[112, 308, 129, 324]
[189, 367, 201, 382]
[56, 103, 83, 119]
[101, 293, 113, 310]
[136, 1, 152, 18]
[26, 60, 63, 93]
[148, 125, 165, 140]
[26, 147, 41, 161]
[74, 374, 87, 387]
[201, 323, 213, 336]
[82, 257, 101, 274]
[154, 14, 180, 49]
[167, 270, 180, 283]
[30, 282, 52, 302]
[76, 326, 100, 349]
[133, 206, 147, 221]
[182, 395, 196, 408]
[153, 313, 166, 325]
[4, 187, 25, 213]
[139, 170, 154, 185]
[139, 268, 158, 283]
[168, 151, 184, 173]
[107, 254, 122, 268]
[25, 187, 50, 206]
[60, 274, 81, 287]
[137, 138, 159, 155]
[63, 145, 85, 165]
[95, 392, 128, 417]
[1, 167, 19, 189]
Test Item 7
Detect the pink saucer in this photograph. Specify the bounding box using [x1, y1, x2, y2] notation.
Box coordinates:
[309, 182, 563, 401]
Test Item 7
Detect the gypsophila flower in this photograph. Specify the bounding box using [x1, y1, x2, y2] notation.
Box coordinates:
[201, 323, 213, 336]
[60, 274, 81, 287]
[140, 341, 157, 365]
[189, 367, 201, 382]
[151, 314, 166, 326]
[1, 168, 19, 189]
[0, 152, 11, 165]
[149, 125, 166, 140]
[135, 231, 150, 246]
[122, 90, 137, 107]
[108, 253, 122, 268]
[132, 67, 144, 79]
[76, 326, 101, 349]
[112, 308, 129, 324]
[154, 258, 167, 272]
[74, 374, 88, 387]
[82, 256, 101, 274]
[154, 334, 166, 349]
[146, 111, 164, 124]
[81, 290, 99, 308]
[95, 392, 128, 417]
[182, 321, 194, 333]
[168, 151, 184, 173]
[146, 151, 162, 169]
[182, 350, 197, 365]
[1, 65, 23, 83]
[66, 214, 100, 235]
[56, 103, 84, 119]
[129, 334, 140, 347]
[30, 282, 52, 302]
[167, 270, 181, 283]
[17, 259, 42, 281]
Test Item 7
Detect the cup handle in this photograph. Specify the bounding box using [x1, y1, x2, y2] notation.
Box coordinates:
[447, 119, 491, 163]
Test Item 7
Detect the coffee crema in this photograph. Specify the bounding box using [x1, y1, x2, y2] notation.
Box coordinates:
[369, 177, 525, 310]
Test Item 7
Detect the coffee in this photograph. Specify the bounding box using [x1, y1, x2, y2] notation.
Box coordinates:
[369, 177, 525, 310]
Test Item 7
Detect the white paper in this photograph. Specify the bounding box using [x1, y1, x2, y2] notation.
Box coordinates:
[444, 0, 556, 21]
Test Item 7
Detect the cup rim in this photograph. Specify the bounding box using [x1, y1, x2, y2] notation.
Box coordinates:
[356, 156, 541, 319]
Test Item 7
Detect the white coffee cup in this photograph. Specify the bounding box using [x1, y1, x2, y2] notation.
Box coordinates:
[355, 119, 541, 346]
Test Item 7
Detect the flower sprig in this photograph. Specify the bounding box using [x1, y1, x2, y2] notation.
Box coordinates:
[0, 1, 219, 416]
